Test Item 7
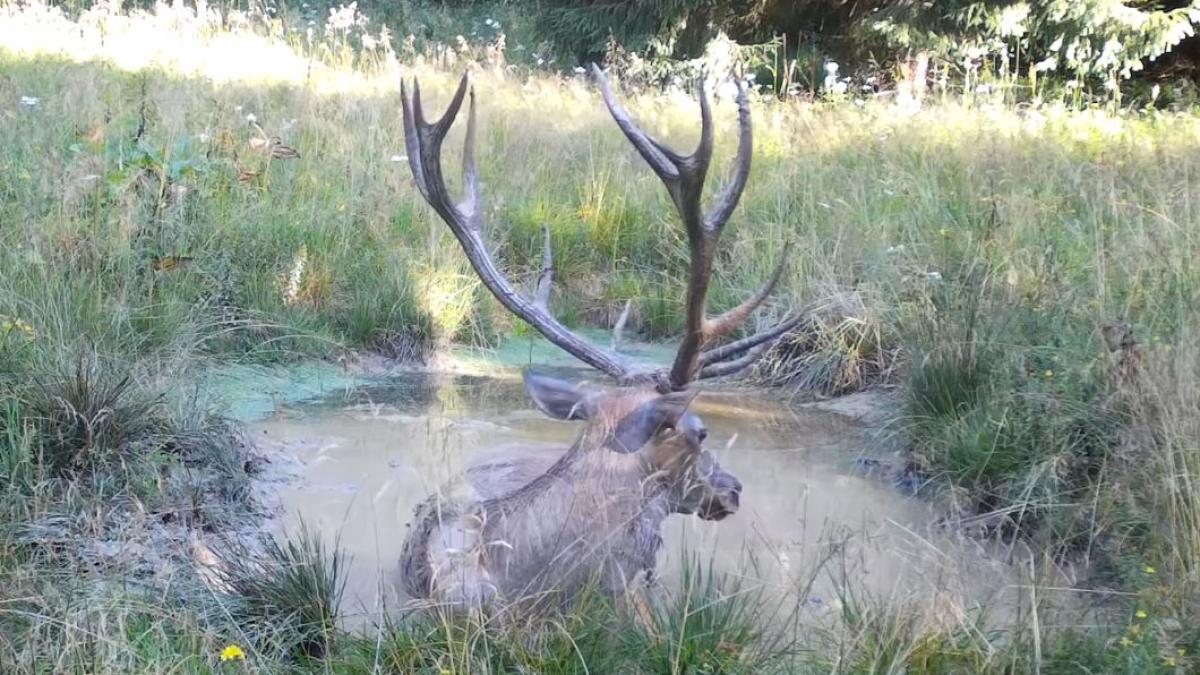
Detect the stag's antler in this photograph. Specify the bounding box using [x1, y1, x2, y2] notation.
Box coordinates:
[400, 71, 796, 391]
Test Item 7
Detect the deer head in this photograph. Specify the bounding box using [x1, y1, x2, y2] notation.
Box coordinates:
[521, 371, 742, 521]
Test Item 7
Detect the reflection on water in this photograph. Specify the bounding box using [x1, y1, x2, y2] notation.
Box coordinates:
[253, 370, 1027, 626]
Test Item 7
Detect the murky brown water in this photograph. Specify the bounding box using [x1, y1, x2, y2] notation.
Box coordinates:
[252, 370, 1030, 626]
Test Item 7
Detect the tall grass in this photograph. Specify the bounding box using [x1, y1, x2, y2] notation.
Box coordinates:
[1, 1, 1200, 671]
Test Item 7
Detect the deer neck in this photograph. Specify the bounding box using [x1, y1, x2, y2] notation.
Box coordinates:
[485, 435, 672, 565]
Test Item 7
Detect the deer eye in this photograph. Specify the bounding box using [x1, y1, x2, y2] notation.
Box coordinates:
[696, 428, 708, 442]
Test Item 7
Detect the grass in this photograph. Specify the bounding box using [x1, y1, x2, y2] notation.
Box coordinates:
[1, 0, 1200, 672]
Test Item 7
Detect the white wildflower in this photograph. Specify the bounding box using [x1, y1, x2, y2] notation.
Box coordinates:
[927, 271, 943, 282]
[390, 154, 407, 163]
[19, 96, 39, 108]
[1033, 57, 1057, 73]
[245, 113, 257, 123]
[573, 66, 586, 75]
[283, 245, 308, 306]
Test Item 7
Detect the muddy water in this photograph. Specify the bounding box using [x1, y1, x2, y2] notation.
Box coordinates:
[253, 370, 1024, 626]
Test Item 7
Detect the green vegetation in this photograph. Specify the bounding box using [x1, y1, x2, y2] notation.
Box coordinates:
[3, 1, 1200, 672]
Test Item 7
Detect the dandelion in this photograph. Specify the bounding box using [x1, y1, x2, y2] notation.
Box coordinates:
[0, 315, 36, 341]
[18, 95, 39, 108]
[1135, 609, 1148, 619]
[1044, 369, 1054, 379]
[219, 644, 246, 661]
[1144, 566, 1157, 575]
[245, 113, 257, 123]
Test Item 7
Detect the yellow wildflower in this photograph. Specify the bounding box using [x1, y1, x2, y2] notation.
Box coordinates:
[220, 644, 246, 662]
[0, 315, 36, 341]
[1144, 566, 1157, 575]
[1120, 637, 1133, 648]
[1179, 648, 1187, 656]
[1135, 609, 1148, 619]
[1164, 656, 1177, 667]
[1044, 369, 1054, 379]
[938, 228, 950, 238]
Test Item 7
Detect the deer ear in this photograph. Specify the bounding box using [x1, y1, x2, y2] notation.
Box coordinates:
[524, 371, 592, 421]
[610, 389, 700, 453]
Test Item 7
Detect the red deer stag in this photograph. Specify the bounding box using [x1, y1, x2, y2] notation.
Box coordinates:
[397, 66, 801, 616]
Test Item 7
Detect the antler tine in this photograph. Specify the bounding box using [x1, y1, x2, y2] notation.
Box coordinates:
[698, 311, 810, 369]
[400, 81, 427, 199]
[704, 77, 752, 232]
[698, 341, 772, 379]
[401, 72, 632, 382]
[461, 82, 480, 217]
[534, 225, 553, 311]
[591, 63, 680, 182]
[707, 241, 792, 340]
